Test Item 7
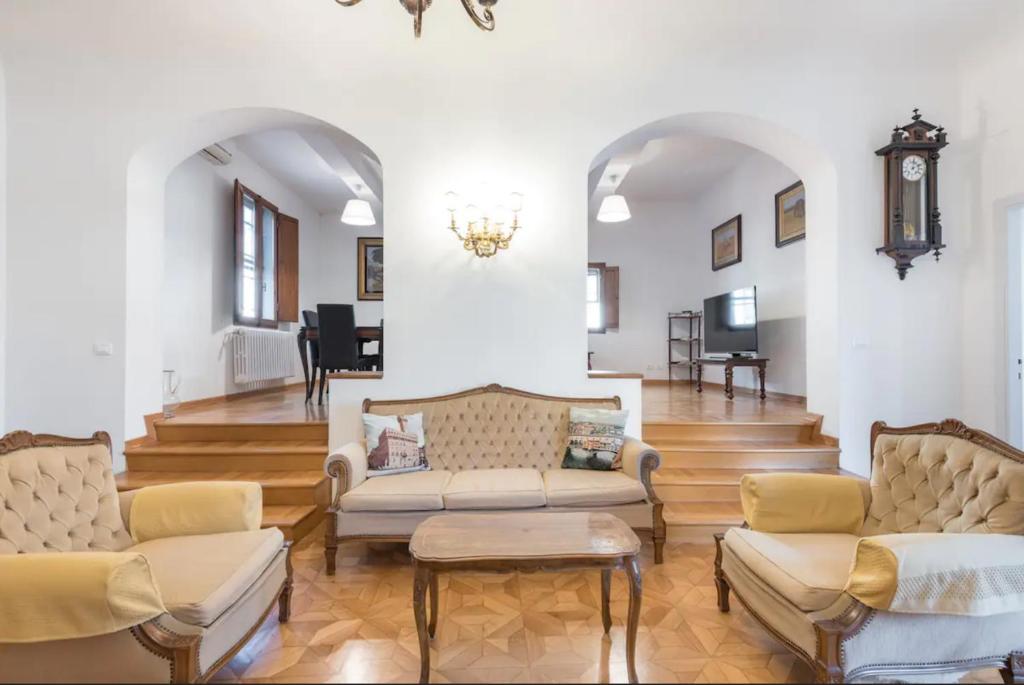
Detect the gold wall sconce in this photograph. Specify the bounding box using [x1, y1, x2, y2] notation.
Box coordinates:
[445, 190, 524, 258]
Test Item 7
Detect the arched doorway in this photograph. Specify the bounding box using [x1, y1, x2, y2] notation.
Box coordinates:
[124, 108, 383, 444]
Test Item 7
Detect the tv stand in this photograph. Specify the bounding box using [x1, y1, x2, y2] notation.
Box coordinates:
[696, 357, 769, 400]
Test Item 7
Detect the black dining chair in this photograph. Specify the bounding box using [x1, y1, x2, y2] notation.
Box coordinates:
[358, 319, 383, 371]
[316, 304, 373, 405]
[302, 310, 320, 401]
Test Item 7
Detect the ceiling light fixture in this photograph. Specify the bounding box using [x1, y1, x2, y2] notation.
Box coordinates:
[597, 175, 631, 223]
[341, 185, 377, 226]
[334, 0, 498, 38]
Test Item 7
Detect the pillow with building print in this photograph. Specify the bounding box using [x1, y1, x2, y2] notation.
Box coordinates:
[362, 412, 430, 477]
[561, 407, 629, 471]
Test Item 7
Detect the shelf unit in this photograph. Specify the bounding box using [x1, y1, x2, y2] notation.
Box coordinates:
[667, 312, 702, 384]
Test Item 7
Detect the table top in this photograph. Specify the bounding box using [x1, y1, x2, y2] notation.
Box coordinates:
[697, 356, 769, 365]
[409, 512, 640, 563]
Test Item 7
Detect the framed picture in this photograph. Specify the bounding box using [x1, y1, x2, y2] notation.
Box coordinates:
[711, 215, 742, 271]
[357, 237, 383, 301]
[775, 180, 806, 247]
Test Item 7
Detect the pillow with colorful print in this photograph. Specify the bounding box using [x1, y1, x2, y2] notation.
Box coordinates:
[561, 407, 629, 471]
[363, 412, 429, 477]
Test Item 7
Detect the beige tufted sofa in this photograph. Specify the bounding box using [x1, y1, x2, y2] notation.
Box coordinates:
[323, 384, 665, 574]
[0, 430, 292, 684]
[714, 419, 1024, 683]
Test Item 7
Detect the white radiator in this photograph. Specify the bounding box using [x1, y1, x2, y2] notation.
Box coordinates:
[230, 328, 297, 384]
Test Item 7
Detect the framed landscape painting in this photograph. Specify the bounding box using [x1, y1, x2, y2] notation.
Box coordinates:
[775, 180, 806, 247]
[358, 237, 383, 301]
[711, 215, 742, 271]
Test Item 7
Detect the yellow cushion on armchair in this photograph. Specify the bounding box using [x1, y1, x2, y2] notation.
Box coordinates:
[740, 473, 867, 534]
[129, 481, 262, 543]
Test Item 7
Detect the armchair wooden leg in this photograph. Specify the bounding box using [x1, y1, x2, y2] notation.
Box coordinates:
[325, 514, 338, 576]
[713, 532, 730, 612]
[1003, 652, 1024, 684]
[278, 542, 293, 623]
[652, 502, 666, 565]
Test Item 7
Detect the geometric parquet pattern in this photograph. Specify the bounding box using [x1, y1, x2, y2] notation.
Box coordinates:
[206, 525, 1004, 684]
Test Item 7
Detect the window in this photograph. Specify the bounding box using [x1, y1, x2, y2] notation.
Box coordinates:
[234, 181, 299, 326]
[587, 262, 619, 333]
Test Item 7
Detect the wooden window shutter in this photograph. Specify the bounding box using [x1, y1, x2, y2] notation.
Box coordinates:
[276, 214, 300, 322]
[603, 266, 619, 330]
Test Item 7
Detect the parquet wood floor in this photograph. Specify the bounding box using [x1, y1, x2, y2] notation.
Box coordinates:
[210, 526, 1000, 684]
[641, 383, 814, 425]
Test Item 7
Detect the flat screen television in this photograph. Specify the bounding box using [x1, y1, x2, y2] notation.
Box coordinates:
[703, 287, 758, 355]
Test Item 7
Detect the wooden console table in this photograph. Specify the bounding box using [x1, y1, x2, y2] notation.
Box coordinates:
[409, 512, 642, 684]
[696, 356, 769, 400]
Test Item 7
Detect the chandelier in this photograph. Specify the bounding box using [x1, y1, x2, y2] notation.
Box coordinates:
[334, 0, 498, 38]
[445, 190, 523, 258]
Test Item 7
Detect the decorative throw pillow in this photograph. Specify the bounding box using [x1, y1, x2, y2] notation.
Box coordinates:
[561, 407, 629, 471]
[363, 413, 429, 477]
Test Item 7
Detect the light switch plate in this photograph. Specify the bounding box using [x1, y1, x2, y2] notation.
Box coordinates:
[93, 342, 114, 357]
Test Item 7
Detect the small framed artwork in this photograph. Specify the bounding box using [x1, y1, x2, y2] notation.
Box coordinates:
[775, 180, 806, 247]
[711, 215, 742, 271]
[357, 237, 383, 301]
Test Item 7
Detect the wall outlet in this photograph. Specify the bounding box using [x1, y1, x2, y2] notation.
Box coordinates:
[93, 342, 114, 357]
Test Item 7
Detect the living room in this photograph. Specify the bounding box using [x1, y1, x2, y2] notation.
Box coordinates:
[1, 2, 1024, 684]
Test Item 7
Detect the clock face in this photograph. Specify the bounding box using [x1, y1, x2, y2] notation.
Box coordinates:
[902, 155, 926, 182]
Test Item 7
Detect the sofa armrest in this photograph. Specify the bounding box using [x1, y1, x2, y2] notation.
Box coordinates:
[620, 436, 661, 502]
[128, 481, 262, 543]
[324, 440, 368, 509]
[0, 552, 167, 643]
[845, 533, 1024, 616]
[740, 473, 866, 534]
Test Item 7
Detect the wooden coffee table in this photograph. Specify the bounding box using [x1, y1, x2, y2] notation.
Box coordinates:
[409, 512, 643, 684]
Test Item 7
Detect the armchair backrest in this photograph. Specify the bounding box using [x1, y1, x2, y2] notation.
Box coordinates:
[363, 384, 620, 472]
[0, 431, 132, 554]
[862, 420, 1024, 536]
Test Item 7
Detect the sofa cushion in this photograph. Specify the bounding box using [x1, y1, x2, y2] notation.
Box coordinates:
[443, 468, 546, 510]
[129, 527, 284, 627]
[724, 527, 859, 612]
[543, 469, 647, 507]
[341, 470, 452, 513]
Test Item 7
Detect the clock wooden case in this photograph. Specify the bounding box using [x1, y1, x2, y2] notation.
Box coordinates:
[875, 109, 948, 280]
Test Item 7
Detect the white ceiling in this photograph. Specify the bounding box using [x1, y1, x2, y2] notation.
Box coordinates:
[615, 135, 759, 202]
[229, 124, 383, 215]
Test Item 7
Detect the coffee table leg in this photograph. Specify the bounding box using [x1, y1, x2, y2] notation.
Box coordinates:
[625, 556, 642, 685]
[413, 565, 431, 684]
[428, 571, 439, 639]
[601, 569, 612, 634]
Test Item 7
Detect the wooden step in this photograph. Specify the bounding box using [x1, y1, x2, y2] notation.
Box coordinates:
[650, 441, 839, 469]
[652, 467, 845, 502]
[115, 470, 330, 507]
[642, 421, 817, 444]
[262, 504, 320, 542]
[154, 421, 328, 443]
[125, 440, 328, 471]
[665, 502, 745, 544]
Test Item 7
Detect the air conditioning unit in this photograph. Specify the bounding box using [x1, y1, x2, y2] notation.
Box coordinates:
[199, 143, 233, 166]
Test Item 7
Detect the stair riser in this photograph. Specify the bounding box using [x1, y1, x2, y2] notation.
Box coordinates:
[263, 482, 330, 507]
[126, 453, 327, 472]
[643, 423, 814, 443]
[658, 450, 838, 469]
[154, 424, 328, 442]
[278, 510, 323, 542]
[654, 483, 739, 503]
[666, 523, 731, 544]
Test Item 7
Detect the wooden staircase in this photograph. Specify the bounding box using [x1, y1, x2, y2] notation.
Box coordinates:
[643, 418, 842, 543]
[118, 417, 330, 543]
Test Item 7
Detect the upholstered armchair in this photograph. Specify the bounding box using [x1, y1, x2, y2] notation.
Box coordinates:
[0, 431, 292, 684]
[714, 420, 1024, 684]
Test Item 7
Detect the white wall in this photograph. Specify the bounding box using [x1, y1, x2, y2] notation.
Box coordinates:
[314, 212, 384, 332]
[589, 151, 805, 397]
[0, 1, 1020, 477]
[0, 58, 6, 435]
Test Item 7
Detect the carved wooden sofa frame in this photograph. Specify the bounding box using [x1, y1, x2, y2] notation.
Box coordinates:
[0, 430, 294, 684]
[713, 419, 1024, 684]
[325, 384, 666, 573]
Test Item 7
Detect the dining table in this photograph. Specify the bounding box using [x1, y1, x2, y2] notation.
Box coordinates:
[297, 325, 381, 401]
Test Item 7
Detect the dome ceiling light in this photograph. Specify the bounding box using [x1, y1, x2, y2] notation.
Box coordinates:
[334, 0, 498, 38]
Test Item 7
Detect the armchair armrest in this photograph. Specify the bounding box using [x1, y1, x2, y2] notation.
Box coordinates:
[620, 436, 661, 502]
[740, 473, 867, 534]
[128, 481, 262, 543]
[0, 552, 166, 643]
[324, 440, 368, 509]
[845, 533, 1024, 616]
